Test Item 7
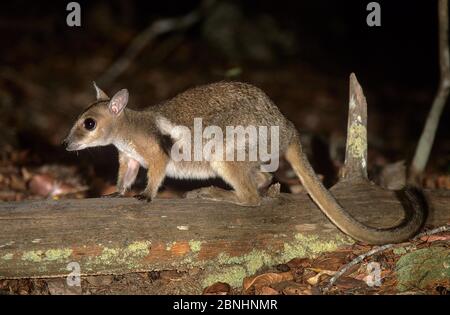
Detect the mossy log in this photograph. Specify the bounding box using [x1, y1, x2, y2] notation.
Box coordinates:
[0, 187, 449, 287]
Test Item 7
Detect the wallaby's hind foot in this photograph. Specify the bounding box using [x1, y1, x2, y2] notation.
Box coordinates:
[185, 186, 261, 206]
[255, 171, 273, 192]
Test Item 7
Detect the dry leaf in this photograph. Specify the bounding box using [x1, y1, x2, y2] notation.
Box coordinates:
[438, 175, 450, 189]
[257, 286, 280, 295]
[281, 282, 311, 295]
[275, 264, 290, 272]
[243, 272, 293, 291]
[310, 251, 348, 271]
[29, 174, 55, 196]
[334, 276, 369, 290]
[420, 233, 450, 242]
[203, 282, 231, 295]
[10, 174, 26, 191]
[100, 184, 117, 196]
[21, 167, 32, 182]
[306, 269, 336, 286]
[286, 257, 311, 269]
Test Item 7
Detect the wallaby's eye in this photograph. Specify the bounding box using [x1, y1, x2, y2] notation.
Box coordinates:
[83, 118, 96, 131]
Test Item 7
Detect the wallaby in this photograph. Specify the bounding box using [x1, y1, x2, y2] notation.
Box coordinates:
[64, 81, 426, 245]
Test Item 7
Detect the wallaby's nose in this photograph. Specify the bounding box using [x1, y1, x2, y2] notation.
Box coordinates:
[62, 137, 73, 151]
[62, 136, 70, 146]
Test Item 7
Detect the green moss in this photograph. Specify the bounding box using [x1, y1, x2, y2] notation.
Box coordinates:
[396, 246, 450, 292]
[280, 234, 353, 262]
[348, 124, 367, 159]
[86, 240, 151, 269]
[20, 248, 73, 263]
[2, 253, 13, 260]
[202, 233, 353, 288]
[44, 248, 72, 261]
[98, 248, 119, 262]
[166, 242, 176, 251]
[21, 250, 44, 262]
[393, 247, 407, 256]
[203, 266, 247, 288]
[2, 240, 152, 277]
[4, 232, 352, 287]
[189, 240, 203, 253]
[215, 250, 272, 276]
[127, 241, 151, 255]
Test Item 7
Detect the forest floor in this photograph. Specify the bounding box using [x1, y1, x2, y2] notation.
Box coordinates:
[1, 234, 449, 295]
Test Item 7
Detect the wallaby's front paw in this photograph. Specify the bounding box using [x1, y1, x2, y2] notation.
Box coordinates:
[134, 193, 152, 202]
[102, 192, 123, 198]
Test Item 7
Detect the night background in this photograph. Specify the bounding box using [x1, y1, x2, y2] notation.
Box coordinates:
[1, 0, 448, 199]
[0, 0, 449, 296]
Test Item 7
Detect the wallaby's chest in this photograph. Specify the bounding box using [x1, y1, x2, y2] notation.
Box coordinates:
[114, 139, 148, 168]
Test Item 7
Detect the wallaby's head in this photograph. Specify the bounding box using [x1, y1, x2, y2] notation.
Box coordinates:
[64, 83, 129, 151]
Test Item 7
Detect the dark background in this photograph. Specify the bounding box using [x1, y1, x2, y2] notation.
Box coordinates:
[0, 0, 448, 197]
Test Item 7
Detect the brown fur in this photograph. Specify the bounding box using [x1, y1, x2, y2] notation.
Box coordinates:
[64, 81, 425, 244]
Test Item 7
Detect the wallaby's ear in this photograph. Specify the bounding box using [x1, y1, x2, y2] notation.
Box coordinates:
[93, 82, 109, 101]
[108, 89, 129, 115]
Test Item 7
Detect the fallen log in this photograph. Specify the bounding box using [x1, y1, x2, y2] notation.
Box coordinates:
[0, 188, 449, 287]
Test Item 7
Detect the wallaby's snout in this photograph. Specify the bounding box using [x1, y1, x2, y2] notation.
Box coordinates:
[63, 127, 85, 151]
[63, 135, 81, 151]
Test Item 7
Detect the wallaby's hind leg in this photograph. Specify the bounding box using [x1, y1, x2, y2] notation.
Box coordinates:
[254, 170, 273, 192]
[185, 161, 261, 206]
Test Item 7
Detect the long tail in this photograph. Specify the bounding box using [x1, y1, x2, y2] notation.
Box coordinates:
[285, 141, 427, 245]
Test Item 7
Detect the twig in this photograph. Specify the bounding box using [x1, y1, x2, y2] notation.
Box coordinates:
[96, 10, 200, 87]
[323, 224, 450, 291]
[323, 243, 394, 291]
[412, 224, 450, 240]
[409, 0, 450, 183]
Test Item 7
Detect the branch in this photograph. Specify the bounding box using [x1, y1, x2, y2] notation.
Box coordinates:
[341, 73, 369, 182]
[96, 10, 200, 87]
[1, 190, 449, 280]
[409, 0, 450, 183]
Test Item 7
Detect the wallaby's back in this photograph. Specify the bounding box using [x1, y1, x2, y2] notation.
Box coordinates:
[152, 82, 297, 148]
